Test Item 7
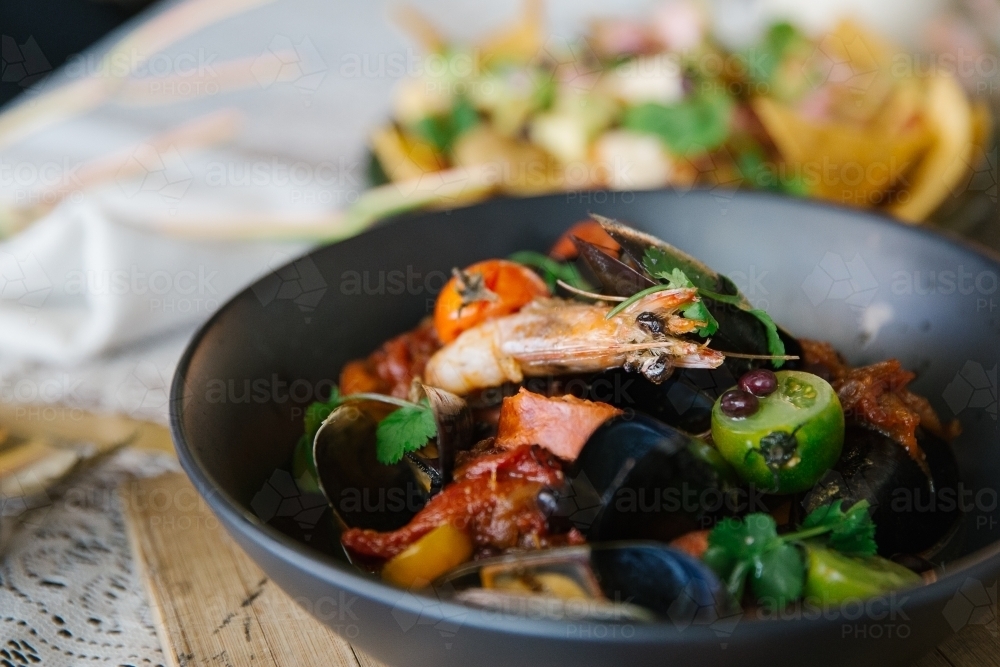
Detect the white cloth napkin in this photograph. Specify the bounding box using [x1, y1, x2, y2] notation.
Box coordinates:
[0, 201, 309, 365]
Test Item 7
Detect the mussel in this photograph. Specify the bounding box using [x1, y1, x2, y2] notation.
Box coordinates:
[312, 385, 473, 532]
[435, 542, 737, 624]
[575, 215, 802, 378]
[802, 426, 961, 557]
[586, 366, 736, 435]
[554, 413, 737, 543]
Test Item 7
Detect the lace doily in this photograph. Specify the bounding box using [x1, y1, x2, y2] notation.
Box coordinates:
[1, 448, 179, 667]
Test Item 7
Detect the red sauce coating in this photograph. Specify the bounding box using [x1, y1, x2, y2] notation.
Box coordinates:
[341, 445, 582, 561]
[801, 340, 960, 467]
[339, 318, 441, 398]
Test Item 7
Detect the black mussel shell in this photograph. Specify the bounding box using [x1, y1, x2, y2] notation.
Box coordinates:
[312, 387, 473, 532]
[587, 367, 734, 434]
[418, 384, 474, 485]
[436, 542, 736, 623]
[802, 426, 961, 557]
[313, 404, 431, 532]
[562, 413, 732, 543]
[572, 236, 655, 297]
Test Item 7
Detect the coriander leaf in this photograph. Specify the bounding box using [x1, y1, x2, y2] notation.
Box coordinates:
[798, 500, 877, 557]
[801, 499, 847, 530]
[642, 247, 716, 293]
[696, 286, 786, 363]
[376, 401, 438, 465]
[751, 542, 804, 609]
[622, 91, 734, 156]
[736, 147, 808, 196]
[509, 250, 592, 292]
[749, 308, 787, 365]
[661, 267, 719, 336]
[704, 514, 782, 600]
[828, 502, 878, 557]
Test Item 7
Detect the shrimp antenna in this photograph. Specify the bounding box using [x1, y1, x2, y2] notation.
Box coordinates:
[556, 279, 626, 301]
[719, 351, 801, 361]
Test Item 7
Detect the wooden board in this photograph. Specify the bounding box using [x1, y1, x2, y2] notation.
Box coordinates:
[122, 471, 385, 667]
[122, 470, 997, 667]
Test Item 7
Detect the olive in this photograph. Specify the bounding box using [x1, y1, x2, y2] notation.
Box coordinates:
[739, 368, 778, 397]
[719, 389, 759, 418]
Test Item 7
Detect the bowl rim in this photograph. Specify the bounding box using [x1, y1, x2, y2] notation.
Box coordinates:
[170, 188, 1000, 642]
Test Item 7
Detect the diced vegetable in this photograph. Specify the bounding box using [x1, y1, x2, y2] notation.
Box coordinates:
[803, 543, 921, 604]
[381, 524, 474, 588]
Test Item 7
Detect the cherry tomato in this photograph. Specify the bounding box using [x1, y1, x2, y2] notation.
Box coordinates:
[434, 259, 549, 343]
[549, 220, 620, 261]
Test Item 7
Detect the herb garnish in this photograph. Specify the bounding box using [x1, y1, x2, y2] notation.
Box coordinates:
[374, 398, 437, 465]
[702, 500, 877, 606]
[639, 248, 787, 362]
[509, 250, 592, 292]
[622, 90, 733, 156]
[297, 390, 438, 469]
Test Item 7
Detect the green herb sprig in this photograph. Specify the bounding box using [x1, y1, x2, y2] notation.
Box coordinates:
[296, 390, 439, 474]
[639, 248, 786, 362]
[509, 250, 592, 292]
[702, 500, 877, 607]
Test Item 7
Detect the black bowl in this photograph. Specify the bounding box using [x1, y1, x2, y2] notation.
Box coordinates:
[171, 190, 1000, 667]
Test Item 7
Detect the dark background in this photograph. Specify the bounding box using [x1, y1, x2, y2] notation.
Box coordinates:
[0, 0, 157, 109]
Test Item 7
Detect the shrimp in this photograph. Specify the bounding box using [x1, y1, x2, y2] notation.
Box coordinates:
[423, 288, 724, 395]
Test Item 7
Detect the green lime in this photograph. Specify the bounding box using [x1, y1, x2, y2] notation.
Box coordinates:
[712, 370, 844, 494]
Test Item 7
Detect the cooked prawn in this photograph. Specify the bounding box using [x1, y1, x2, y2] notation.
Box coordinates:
[423, 288, 724, 395]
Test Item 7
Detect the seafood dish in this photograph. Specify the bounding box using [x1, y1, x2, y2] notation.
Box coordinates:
[291, 215, 964, 620]
[362, 0, 993, 225]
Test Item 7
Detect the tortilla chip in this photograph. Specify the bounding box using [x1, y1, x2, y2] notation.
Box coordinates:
[888, 72, 974, 222]
[753, 95, 931, 208]
[818, 19, 898, 124]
